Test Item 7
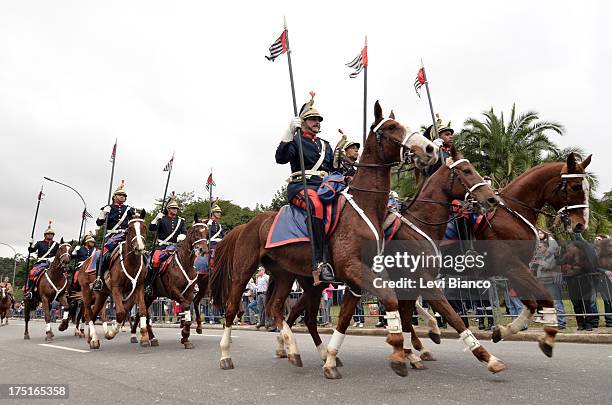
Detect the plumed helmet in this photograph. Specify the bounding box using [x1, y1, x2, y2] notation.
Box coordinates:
[389, 191, 399, 199]
[43, 220, 55, 235]
[112, 180, 127, 197]
[299, 91, 323, 122]
[166, 192, 179, 209]
[211, 204, 223, 214]
[83, 232, 96, 244]
[435, 113, 453, 136]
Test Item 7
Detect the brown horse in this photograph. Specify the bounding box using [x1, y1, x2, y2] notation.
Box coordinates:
[78, 211, 149, 349]
[596, 238, 612, 270]
[128, 215, 208, 348]
[210, 101, 440, 379]
[0, 287, 11, 325]
[283, 150, 507, 373]
[23, 241, 72, 341]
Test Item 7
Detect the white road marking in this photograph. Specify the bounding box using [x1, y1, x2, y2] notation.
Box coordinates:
[39, 344, 90, 353]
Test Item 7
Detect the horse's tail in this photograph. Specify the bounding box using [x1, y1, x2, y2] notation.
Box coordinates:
[209, 225, 244, 309]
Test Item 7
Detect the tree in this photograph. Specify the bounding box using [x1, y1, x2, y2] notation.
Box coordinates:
[455, 104, 564, 186]
[257, 186, 288, 212]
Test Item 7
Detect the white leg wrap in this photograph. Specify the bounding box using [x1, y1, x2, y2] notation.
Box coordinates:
[540, 307, 558, 326]
[459, 329, 481, 352]
[506, 307, 531, 335]
[62, 311, 69, 320]
[415, 303, 441, 335]
[89, 321, 98, 339]
[45, 323, 51, 332]
[139, 316, 147, 329]
[281, 321, 299, 356]
[184, 310, 192, 322]
[384, 310, 402, 333]
[403, 332, 412, 350]
[220, 326, 232, 359]
[102, 321, 109, 334]
[316, 343, 327, 362]
[327, 330, 346, 353]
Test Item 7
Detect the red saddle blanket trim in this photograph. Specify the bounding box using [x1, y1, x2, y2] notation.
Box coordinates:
[159, 253, 175, 274]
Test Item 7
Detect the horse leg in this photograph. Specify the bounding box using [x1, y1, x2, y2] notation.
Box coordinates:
[398, 300, 425, 369]
[193, 276, 207, 334]
[129, 309, 138, 343]
[104, 287, 126, 340]
[23, 300, 30, 340]
[146, 313, 158, 347]
[135, 287, 150, 347]
[423, 287, 506, 374]
[40, 296, 54, 342]
[179, 300, 194, 349]
[58, 294, 70, 332]
[415, 300, 441, 344]
[87, 292, 107, 349]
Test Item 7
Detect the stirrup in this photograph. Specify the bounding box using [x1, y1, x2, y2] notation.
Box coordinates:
[92, 278, 103, 291]
[144, 285, 153, 297]
[313, 262, 334, 286]
[24, 291, 33, 300]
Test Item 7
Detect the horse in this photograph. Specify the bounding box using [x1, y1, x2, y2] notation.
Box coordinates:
[23, 240, 72, 341]
[282, 149, 507, 373]
[0, 287, 11, 326]
[596, 238, 612, 270]
[78, 211, 149, 349]
[209, 101, 440, 379]
[128, 214, 208, 348]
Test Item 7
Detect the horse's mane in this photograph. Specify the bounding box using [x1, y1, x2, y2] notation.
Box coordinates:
[501, 162, 564, 194]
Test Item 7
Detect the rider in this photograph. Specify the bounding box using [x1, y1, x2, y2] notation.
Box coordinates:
[425, 114, 454, 176]
[71, 232, 97, 267]
[333, 129, 360, 182]
[24, 221, 59, 299]
[145, 192, 187, 296]
[93, 180, 136, 291]
[1, 276, 15, 308]
[207, 203, 225, 250]
[275, 92, 334, 284]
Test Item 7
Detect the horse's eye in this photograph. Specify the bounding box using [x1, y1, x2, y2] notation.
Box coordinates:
[570, 185, 582, 192]
[462, 168, 472, 175]
[388, 124, 396, 130]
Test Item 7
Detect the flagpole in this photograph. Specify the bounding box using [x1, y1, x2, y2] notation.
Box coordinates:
[24, 184, 44, 282]
[152, 154, 173, 251]
[421, 60, 438, 138]
[208, 168, 213, 219]
[362, 35, 368, 146]
[284, 17, 317, 275]
[101, 140, 117, 250]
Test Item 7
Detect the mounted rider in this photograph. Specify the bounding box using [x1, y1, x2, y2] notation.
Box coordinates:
[71, 232, 97, 267]
[93, 180, 136, 291]
[144, 192, 187, 296]
[24, 221, 59, 299]
[275, 92, 334, 283]
[1, 276, 15, 308]
[425, 114, 454, 176]
[332, 129, 360, 182]
[207, 202, 225, 250]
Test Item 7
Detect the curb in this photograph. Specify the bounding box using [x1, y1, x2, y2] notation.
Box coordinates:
[149, 322, 612, 344]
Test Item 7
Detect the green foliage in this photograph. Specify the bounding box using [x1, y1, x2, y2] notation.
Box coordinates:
[256, 185, 288, 212]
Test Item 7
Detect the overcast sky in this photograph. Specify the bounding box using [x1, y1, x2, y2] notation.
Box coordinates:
[0, 0, 609, 256]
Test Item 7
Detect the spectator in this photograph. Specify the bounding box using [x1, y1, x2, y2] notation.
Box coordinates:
[353, 298, 364, 328]
[242, 277, 257, 325]
[255, 266, 275, 331]
[532, 231, 566, 329]
[560, 240, 598, 330]
[321, 283, 334, 326]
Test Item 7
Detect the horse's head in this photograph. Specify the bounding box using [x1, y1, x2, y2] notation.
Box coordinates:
[367, 101, 438, 169]
[550, 153, 592, 233]
[436, 147, 500, 211]
[56, 238, 72, 267]
[186, 213, 209, 257]
[126, 210, 147, 255]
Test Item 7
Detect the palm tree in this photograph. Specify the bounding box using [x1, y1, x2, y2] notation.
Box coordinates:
[455, 104, 564, 186]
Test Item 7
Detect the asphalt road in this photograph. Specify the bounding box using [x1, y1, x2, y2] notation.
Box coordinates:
[0, 320, 610, 405]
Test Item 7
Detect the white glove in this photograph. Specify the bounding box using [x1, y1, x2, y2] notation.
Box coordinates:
[433, 138, 444, 147]
[177, 234, 186, 242]
[72, 246, 80, 256]
[281, 117, 301, 143]
[103, 206, 112, 214]
[154, 212, 164, 222]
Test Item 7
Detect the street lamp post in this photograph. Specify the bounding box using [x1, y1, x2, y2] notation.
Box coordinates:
[43, 177, 88, 243]
[0, 243, 18, 287]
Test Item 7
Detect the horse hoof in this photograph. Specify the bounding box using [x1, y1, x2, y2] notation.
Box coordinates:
[487, 356, 507, 374]
[45, 335, 53, 342]
[335, 357, 344, 367]
[275, 349, 288, 358]
[184, 341, 194, 349]
[323, 366, 342, 380]
[288, 354, 303, 367]
[410, 360, 425, 370]
[58, 321, 68, 332]
[390, 360, 408, 377]
[24, 334, 30, 340]
[150, 338, 159, 347]
[428, 331, 441, 345]
[49, 331, 55, 338]
[220, 358, 234, 370]
[104, 331, 115, 340]
[196, 327, 202, 334]
[491, 326, 502, 343]
[90, 340, 100, 350]
[130, 336, 138, 344]
[538, 339, 553, 358]
[140, 340, 150, 347]
[419, 351, 436, 361]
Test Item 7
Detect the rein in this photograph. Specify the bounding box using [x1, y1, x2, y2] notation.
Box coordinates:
[44, 243, 71, 302]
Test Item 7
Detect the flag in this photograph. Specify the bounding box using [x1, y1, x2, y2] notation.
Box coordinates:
[414, 68, 426, 97]
[82, 209, 93, 219]
[163, 153, 174, 172]
[205, 173, 216, 191]
[265, 30, 287, 61]
[346, 46, 368, 78]
[109, 140, 117, 163]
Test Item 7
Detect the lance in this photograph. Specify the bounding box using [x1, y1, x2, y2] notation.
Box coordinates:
[283, 18, 318, 276]
[362, 35, 368, 147]
[24, 184, 44, 283]
[208, 168, 213, 219]
[152, 153, 174, 251]
[420, 59, 438, 139]
[99, 139, 117, 260]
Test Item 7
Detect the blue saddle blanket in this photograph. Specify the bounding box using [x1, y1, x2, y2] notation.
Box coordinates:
[265, 198, 343, 248]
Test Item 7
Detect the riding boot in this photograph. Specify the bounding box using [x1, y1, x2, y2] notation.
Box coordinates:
[24, 278, 32, 300]
[93, 253, 108, 291]
[311, 217, 334, 285]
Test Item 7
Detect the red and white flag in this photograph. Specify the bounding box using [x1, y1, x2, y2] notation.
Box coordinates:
[163, 153, 174, 172]
[346, 46, 368, 78]
[414, 68, 426, 97]
[109, 140, 117, 163]
[205, 173, 216, 191]
[265, 30, 287, 61]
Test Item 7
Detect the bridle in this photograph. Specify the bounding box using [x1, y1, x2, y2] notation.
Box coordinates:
[447, 159, 489, 202]
[188, 222, 209, 255]
[127, 218, 146, 253]
[554, 173, 589, 227]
